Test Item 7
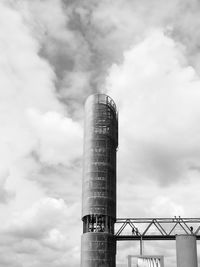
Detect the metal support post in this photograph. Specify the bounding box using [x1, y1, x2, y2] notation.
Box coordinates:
[140, 236, 143, 255]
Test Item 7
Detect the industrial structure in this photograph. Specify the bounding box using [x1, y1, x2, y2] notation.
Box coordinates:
[115, 217, 200, 241]
[127, 255, 164, 267]
[81, 94, 199, 267]
[176, 235, 198, 267]
[81, 94, 118, 267]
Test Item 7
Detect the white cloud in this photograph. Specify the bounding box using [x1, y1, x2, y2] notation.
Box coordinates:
[0, 0, 63, 170]
[107, 29, 200, 185]
[107, 29, 200, 266]
[0, 0, 82, 194]
[27, 109, 82, 165]
[7, 198, 68, 238]
[42, 228, 67, 250]
[149, 196, 184, 217]
[0, 2, 82, 266]
[0, 170, 14, 204]
[1, 198, 80, 267]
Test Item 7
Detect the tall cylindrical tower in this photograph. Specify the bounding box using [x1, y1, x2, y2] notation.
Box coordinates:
[176, 235, 198, 267]
[81, 94, 118, 267]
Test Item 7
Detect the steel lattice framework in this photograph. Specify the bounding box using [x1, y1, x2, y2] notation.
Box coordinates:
[115, 217, 200, 240]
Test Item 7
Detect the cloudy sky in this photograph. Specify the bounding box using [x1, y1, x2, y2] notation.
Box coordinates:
[1, 0, 200, 266]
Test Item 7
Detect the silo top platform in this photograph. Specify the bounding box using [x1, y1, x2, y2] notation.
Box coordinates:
[85, 94, 118, 115]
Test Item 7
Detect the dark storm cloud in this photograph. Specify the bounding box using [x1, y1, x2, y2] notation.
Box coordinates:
[21, 0, 200, 122]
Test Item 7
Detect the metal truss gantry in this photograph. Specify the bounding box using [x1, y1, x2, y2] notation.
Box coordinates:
[115, 217, 200, 241]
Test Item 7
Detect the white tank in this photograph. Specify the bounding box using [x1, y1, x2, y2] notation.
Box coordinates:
[137, 257, 162, 267]
[176, 235, 198, 267]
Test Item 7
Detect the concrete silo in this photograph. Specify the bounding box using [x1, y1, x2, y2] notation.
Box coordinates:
[81, 94, 118, 267]
[176, 235, 198, 267]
